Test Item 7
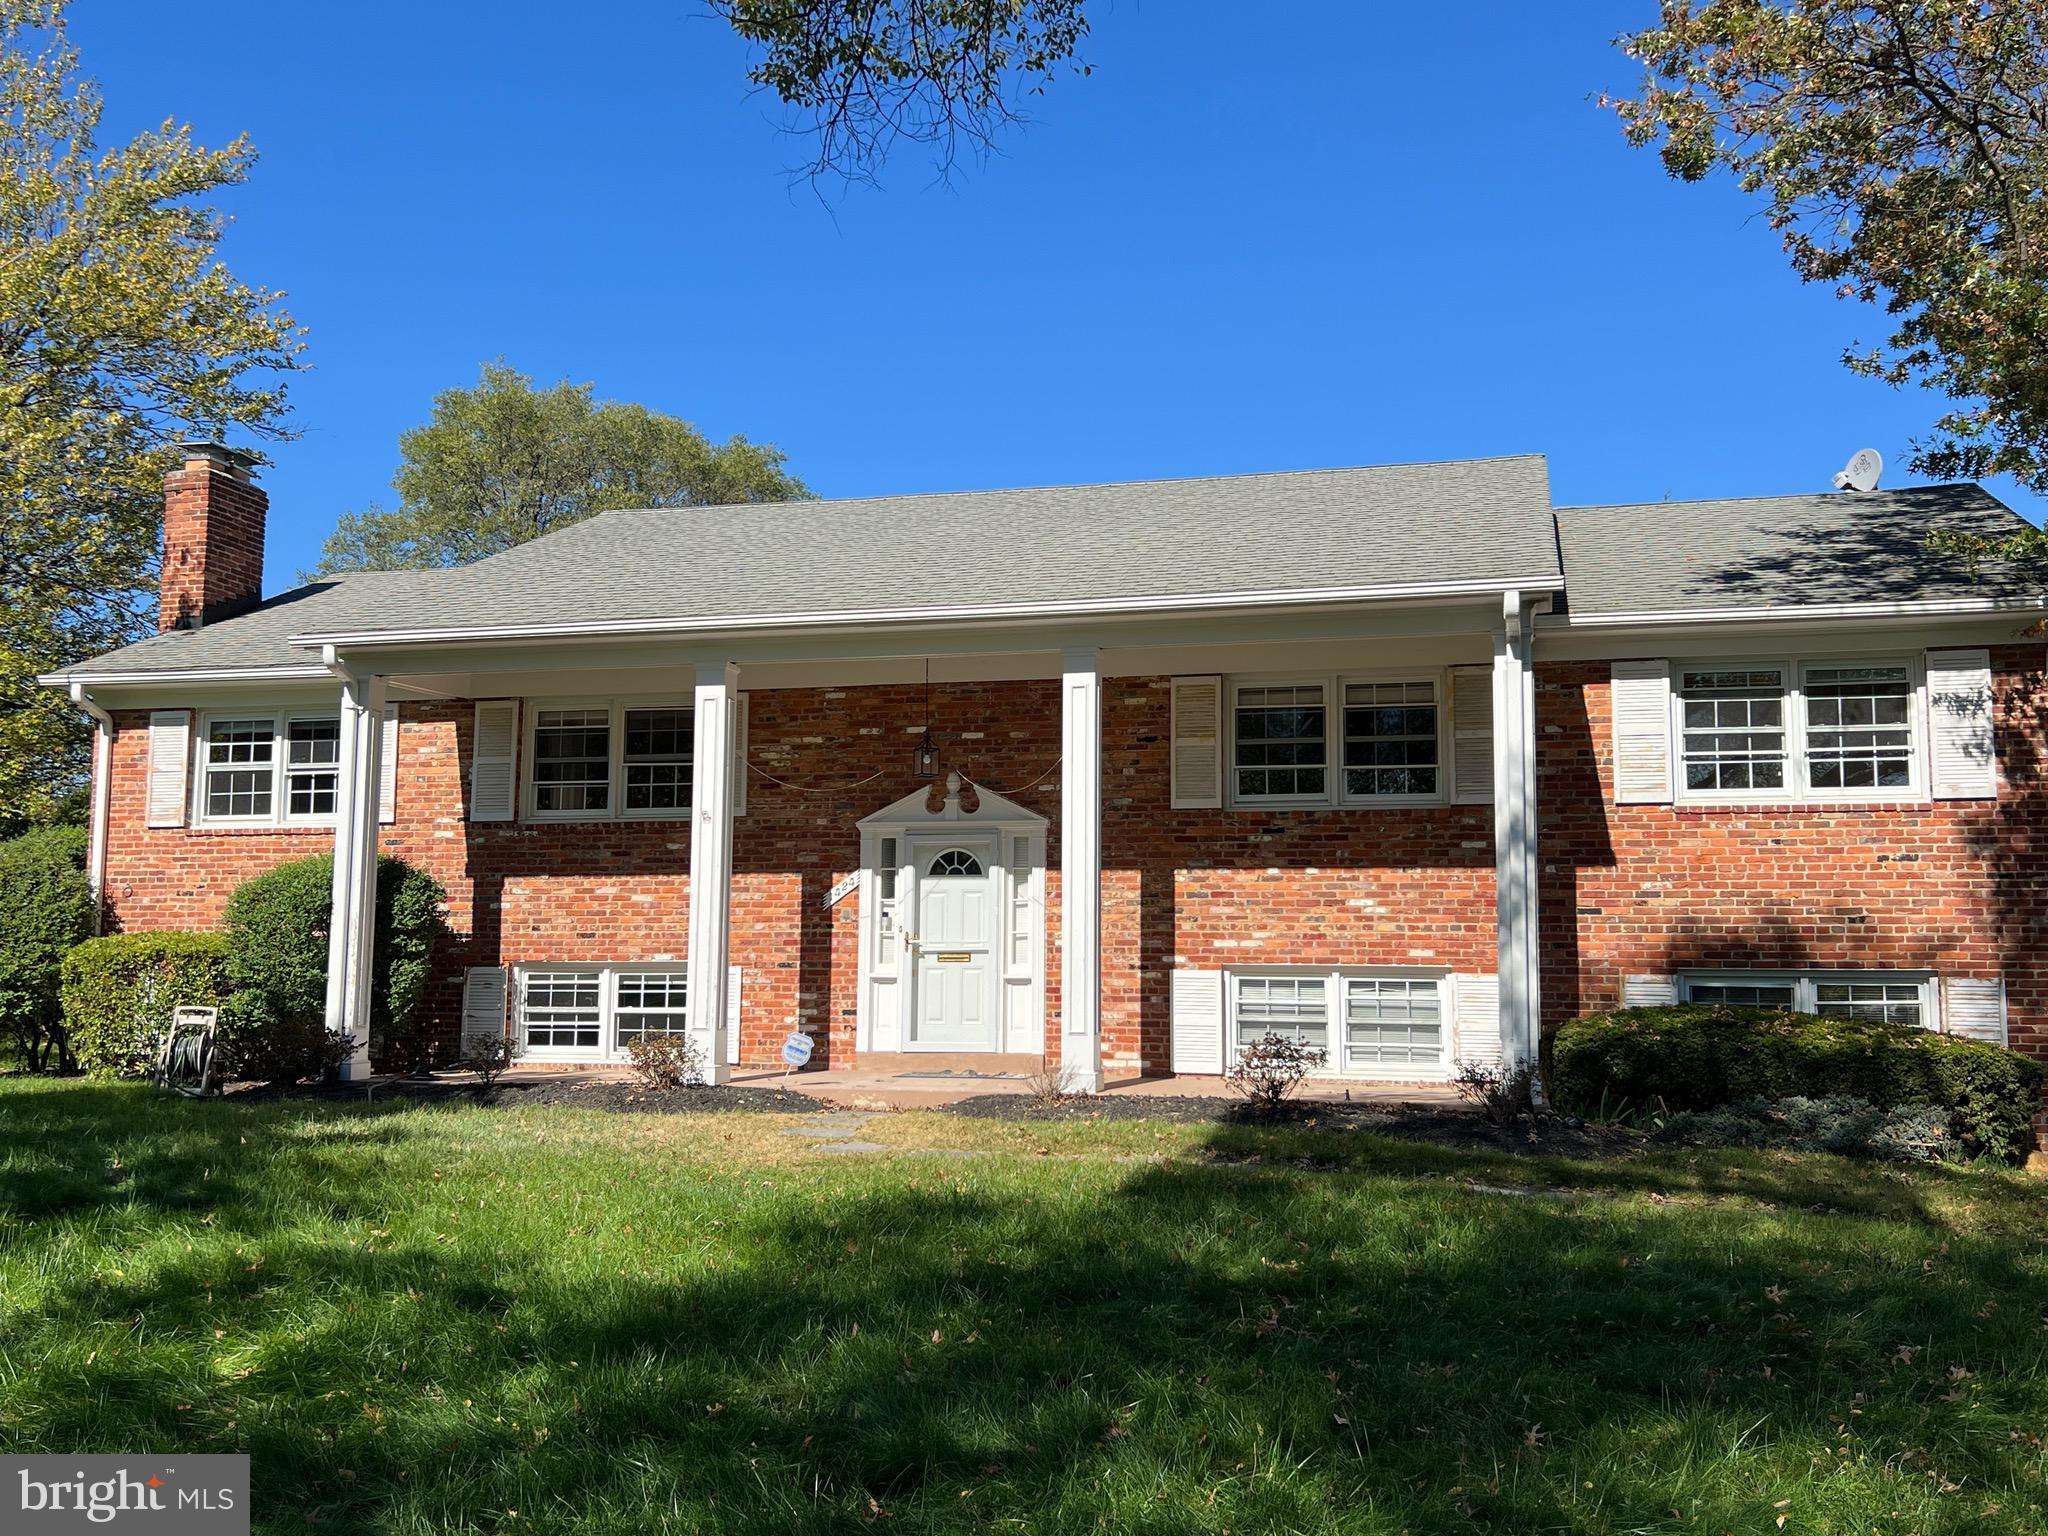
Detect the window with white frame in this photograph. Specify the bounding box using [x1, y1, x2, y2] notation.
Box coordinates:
[1678, 971, 1931, 1029]
[1674, 658, 1923, 803]
[528, 701, 694, 820]
[612, 972, 690, 1044]
[1343, 976, 1442, 1068]
[1229, 674, 1451, 808]
[285, 718, 341, 817]
[1233, 974, 1330, 1054]
[518, 965, 690, 1055]
[521, 970, 603, 1051]
[198, 713, 342, 826]
[1343, 680, 1440, 798]
[1677, 668, 1785, 793]
[1233, 684, 1327, 802]
[1230, 969, 1451, 1075]
[1802, 664, 1913, 791]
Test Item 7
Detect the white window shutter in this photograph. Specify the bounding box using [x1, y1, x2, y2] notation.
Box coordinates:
[732, 693, 750, 818]
[1169, 676, 1223, 809]
[1169, 967, 1224, 1073]
[146, 710, 191, 828]
[1926, 649, 1996, 799]
[725, 964, 744, 1065]
[460, 966, 510, 1055]
[1610, 660, 1673, 804]
[1622, 974, 1678, 1008]
[469, 700, 518, 822]
[1450, 665, 1494, 803]
[378, 703, 400, 824]
[1452, 974, 1501, 1067]
[1943, 976, 2007, 1045]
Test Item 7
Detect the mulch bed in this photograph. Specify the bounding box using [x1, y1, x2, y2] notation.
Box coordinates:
[944, 1092, 1643, 1158]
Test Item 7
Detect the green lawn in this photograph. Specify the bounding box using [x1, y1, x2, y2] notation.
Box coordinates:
[1, 1080, 2044, 1534]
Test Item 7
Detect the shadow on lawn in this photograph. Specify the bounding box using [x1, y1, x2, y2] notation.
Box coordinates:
[5, 1089, 2040, 1533]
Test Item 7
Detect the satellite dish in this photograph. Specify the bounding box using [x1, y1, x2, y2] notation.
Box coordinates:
[1833, 447, 1883, 493]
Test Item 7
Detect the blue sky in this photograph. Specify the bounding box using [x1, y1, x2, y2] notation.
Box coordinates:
[80, 0, 2045, 591]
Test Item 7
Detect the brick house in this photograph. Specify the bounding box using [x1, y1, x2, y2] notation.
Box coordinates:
[43, 444, 2048, 1099]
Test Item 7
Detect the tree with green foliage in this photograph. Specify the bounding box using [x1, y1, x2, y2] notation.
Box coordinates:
[312, 364, 810, 574]
[0, 826, 91, 1071]
[1609, 4, 2048, 574]
[708, 0, 1090, 182]
[0, 0, 302, 824]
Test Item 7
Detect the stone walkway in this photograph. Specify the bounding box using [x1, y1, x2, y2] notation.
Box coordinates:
[779, 1110, 890, 1155]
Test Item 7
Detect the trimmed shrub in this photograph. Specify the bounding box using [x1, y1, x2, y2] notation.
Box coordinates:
[1660, 1096, 1959, 1164]
[1550, 1004, 2044, 1162]
[62, 932, 233, 1078]
[0, 827, 94, 1072]
[222, 852, 449, 1082]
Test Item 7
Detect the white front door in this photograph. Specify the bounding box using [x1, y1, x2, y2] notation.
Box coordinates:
[907, 833, 1001, 1049]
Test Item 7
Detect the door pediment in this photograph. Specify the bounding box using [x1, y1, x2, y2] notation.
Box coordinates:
[857, 771, 1047, 830]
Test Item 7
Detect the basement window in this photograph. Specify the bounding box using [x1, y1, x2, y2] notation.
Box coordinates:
[516, 965, 690, 1060]
[1677, 971, 1932, 1029]
[1227, 968, 1453, 1079]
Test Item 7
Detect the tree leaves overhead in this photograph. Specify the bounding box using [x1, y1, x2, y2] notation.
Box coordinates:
[1608, 3, 2048, 494]
[0, 0, 303, 822]
[312, 363, 810, 574]
[708, 0, 1091, 183]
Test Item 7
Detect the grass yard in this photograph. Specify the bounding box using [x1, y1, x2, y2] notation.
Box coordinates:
[1, 1081, 2044, 1534]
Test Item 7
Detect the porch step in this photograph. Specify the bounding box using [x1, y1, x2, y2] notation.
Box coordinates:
[856, 1051, 1044, 1078]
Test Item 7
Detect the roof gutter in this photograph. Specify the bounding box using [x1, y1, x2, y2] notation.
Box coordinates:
[64, 682, 114, 933]
[285, 572, 1570, 652]
[36, 664, 334, 688]
[1542, 594, 2048, 629]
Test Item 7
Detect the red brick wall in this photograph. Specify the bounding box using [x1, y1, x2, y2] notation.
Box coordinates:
[1536, 648, 2048, 1082]
[102, 677, 1500, 1073]
[159, 463, 267, 631]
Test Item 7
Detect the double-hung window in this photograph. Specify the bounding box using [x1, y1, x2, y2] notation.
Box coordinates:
[1233, 685, 1327, 802]
[1342, 681, 1440, 799]
[528, 701, 694, 821]
[1678, 971, 1931, 1029]
[1677, 668, 1785, 793]
[1673, 658, 1923, 803]
[1229, 969, 1451, 1077]
[1802, 664, 1913, 791]
[198, 713, 342, 826]
[1230, 674, 1449, 808]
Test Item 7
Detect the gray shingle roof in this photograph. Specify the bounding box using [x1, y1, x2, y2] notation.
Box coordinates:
[59, 456, 1562, 674]
[1556, 484, 2040, 618]
[56, 571, 454, 677]
[53, 463, 2042, 681]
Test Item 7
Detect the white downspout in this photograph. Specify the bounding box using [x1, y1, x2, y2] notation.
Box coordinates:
[67, 681, 114, 934]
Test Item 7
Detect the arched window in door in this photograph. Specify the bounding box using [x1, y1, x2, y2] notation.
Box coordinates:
[927, 848, 984, 877]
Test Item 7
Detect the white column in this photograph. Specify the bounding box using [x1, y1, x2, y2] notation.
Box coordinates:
[323, 671, 385, 1081]
[1060, 646, 1103, 1092]
[685, 660, 738, 1083]
[1491, 593, 1541, 1092]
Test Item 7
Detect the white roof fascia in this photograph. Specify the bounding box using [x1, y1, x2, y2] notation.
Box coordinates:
[287, 573, 1569, 652]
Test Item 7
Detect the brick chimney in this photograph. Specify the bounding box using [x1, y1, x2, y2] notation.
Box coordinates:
[159, 442, 266, 632]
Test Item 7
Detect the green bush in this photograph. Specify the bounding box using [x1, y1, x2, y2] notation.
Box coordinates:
[0, 827, 95, 1072]
[1550, 1004, 2044, 1162]
[62, 932, 233, 1078]
[222, 853, 448, 1081]
[1660, 1096, 1958, 1164]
